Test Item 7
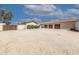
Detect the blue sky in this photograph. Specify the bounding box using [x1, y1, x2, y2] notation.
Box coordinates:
[0, 4, 79, 24]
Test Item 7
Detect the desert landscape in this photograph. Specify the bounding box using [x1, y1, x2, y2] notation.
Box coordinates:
[0, 29, 79, 55]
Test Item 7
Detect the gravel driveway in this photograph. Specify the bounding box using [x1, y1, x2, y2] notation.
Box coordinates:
[0, 29, 79, 55]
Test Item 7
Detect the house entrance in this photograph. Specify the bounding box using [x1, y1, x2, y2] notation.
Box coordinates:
[49, 25, 53, 29]
[54, 24, 60, 29]
[44, 25, 47, 28]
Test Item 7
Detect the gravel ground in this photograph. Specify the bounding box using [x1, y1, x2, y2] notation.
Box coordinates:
[0, 29, 79, 55]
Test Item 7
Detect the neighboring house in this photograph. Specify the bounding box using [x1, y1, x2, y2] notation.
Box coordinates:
[40, 19, 76, 29]
[17, 20, 40, 30]
[17, 25, 26, 30]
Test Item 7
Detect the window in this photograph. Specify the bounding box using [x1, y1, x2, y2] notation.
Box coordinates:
[49, 25, 53, 29]
[44, 25, 47, 28]
[54, 24, 60, 29]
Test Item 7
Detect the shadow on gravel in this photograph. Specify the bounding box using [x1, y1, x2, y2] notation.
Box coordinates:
[70, 28, 79, 32]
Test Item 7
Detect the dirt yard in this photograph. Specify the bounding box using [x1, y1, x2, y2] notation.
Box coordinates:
[0, 29, 79, 55]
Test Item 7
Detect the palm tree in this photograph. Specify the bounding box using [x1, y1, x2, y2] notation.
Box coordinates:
[0, 8, 12, 25]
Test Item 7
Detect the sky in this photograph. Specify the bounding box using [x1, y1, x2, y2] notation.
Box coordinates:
[0, 4, 79, 24]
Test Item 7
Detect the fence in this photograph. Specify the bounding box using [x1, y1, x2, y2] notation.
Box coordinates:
[3, 25, 17, 31]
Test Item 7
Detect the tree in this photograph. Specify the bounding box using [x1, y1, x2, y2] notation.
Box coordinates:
[0, 8, 12, 24]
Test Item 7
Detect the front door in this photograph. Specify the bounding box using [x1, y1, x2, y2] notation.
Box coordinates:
[44, 25, 47, 28]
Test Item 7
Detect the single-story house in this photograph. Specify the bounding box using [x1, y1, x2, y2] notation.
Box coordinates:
[0, 19, 77, 31]
[17, 20, 40, 30]
[40, 19, 76, 29]
[19, 19, 76, 30]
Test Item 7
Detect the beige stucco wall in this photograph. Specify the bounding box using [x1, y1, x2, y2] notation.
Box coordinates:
[40, 25, 45, 28]
[0, 26, 3, 31]
[41, 21, 75, 29]
[17, 25, 26, 30]
[60, 21, 75, 29]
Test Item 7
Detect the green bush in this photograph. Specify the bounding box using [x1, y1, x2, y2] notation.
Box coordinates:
[27, 25, 40, 29]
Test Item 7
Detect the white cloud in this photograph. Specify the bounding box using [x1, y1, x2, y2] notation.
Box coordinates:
[24, 4, 79, 20]
[63, 9, 79, 19]
[18, 18, 42, 23]
[24, 5, 59, 16]
[66, 9, 79, 14]
[75, 4, 79, 8]
[25, 4, 56, 12]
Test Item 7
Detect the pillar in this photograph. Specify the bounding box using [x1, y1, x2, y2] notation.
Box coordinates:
[53, 24, 55, 29]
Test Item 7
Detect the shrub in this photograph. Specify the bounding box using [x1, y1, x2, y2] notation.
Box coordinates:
[27, 25, 40, 29]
